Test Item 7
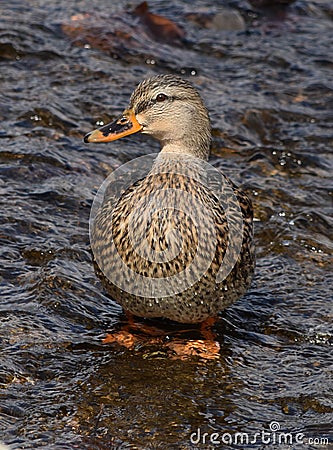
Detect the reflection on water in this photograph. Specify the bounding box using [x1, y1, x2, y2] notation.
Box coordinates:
[0, 0, 332, 448]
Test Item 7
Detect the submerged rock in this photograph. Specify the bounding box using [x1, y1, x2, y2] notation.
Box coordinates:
[186, 8, 246, 32]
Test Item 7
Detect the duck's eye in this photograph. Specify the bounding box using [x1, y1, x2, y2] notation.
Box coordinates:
[155, 93, 168, 102]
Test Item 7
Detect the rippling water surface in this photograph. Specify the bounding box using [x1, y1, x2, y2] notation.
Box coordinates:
[0, 0, 332, 449]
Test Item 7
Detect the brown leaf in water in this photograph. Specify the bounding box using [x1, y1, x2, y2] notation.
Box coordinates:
[133, 1, 185, 44]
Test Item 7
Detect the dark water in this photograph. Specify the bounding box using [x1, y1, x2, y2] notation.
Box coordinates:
[0, 0, 332, 449]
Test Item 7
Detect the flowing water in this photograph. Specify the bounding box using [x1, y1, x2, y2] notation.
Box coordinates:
[0, 0, 332, 449]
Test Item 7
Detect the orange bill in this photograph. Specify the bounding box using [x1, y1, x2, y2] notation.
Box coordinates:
[84, 109, 143, 143]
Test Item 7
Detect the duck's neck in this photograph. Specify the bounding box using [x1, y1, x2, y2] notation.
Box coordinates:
[160, 142, 199, 157]
[151, 151, 209, 181]
[159, 128, 211, 160]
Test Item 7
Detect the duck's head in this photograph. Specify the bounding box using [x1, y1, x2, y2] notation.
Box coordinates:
[84, 74, 211, 160]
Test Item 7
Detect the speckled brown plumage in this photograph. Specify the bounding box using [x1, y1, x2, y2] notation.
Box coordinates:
[85, 75, 255, 323]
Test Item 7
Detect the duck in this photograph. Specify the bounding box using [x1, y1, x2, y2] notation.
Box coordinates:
[84, 74, 255, 324]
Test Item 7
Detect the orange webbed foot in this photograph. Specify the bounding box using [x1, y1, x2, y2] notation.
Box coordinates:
[102, 313, 220, 360]
[166, 339, 220, 360]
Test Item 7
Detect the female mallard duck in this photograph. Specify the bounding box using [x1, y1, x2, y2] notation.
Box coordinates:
[84, 74, 254, 324]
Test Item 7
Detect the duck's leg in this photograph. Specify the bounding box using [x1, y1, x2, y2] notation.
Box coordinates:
[102, 311, 139, 347]
[200, 316, 218, 341]
[103, 313, 221, 360]
[102, 328, 137, 348]
[122, 311, 170, 337]
[102, 311, 168, 348]
[166, 316, 220, 360]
